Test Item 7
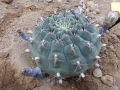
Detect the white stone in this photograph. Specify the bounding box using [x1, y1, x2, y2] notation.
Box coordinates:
[114, 73, 120, 89]
[47, 0, 53, 3]
[112, 86, 119, 90]
[96, 9, 100, 14]
[93, 68, 102, 78]
[95, 24, 100, 28]
[82, 3, 86, 9]
[80, 0, 89, 3]
[101, 75, 114, 86]
[57, 0, 62, 2]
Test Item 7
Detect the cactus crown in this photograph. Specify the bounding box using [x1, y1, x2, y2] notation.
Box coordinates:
[30, 11, 102, 78]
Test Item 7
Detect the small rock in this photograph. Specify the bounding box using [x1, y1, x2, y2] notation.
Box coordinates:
[50, 79, 56, 86]
[32, 87, 40, 90]
[79, 2, 83, 6]
[98, 17, 105, 26]
[116, 49, 120, 58]
[46, 78, 51, 83]
[57, 0, 62, 2]
[93, 68, 102, 78]
[86, 8, 90, 13]
[101, 75, 114, 86]
[114, 73, 120, 89]
[116, 33, 120, 39]
[74, 88, 78, 90]
[1, 0, 13, 4]
[86, 1, 94, 8]
[107, 45, 114, 50]
[47, 0, 53, 3]
[90, 14, 95, 19]
[95, 24, 100, 28]
[89, 6, 95, 12]
[62, 81, 69, 87]
[80, 0, 89, 3]
[112, 86, 119, 90]
[96, 9, 100, 14]
[94, 4, 99, 9]
[0, 5, 7, 19]
[0, 52, 9, 59]
[93, 11, 96, 15]
[82, 3, 86, 9]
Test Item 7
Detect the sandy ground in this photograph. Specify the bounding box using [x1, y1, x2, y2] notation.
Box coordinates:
[0, 0, 120, 90]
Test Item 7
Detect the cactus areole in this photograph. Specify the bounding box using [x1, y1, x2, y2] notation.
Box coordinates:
[28, 11, 102, 79]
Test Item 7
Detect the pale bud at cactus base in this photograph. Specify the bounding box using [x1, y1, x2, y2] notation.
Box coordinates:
[104, 11, 119, 27]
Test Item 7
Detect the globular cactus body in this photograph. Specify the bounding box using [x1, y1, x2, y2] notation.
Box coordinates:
[30, 11, 102, 79]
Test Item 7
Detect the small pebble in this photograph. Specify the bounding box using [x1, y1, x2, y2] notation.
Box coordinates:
[96, 9, 100, 14]
[98, 17, 105, 26]
[101, 75, 114, 86]
[80, 0, 89, 3]
[62, 81, 69, 87]
[86, 1, 94, 8]
[90, 14, 95, 19]
[57, 0, 62, 2]
[82, 3, 86, 9]
[93, 68, 102, 78]
[46, 78, 51, 83]
[95, 24, 100, 28]
[50, 79, 56, 86]
[93, 11, 96, 15]
[116, 49, 120, 58]
[47, 0, 53, 3]
[116, 33, 120, 39]
[94, 4, 98, 9]
[1, 0, 13, 4]
[112, 86, 119, 90]
[86, 8, 90, 13]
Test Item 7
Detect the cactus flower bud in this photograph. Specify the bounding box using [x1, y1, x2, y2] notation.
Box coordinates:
[104, 11, 119, 27]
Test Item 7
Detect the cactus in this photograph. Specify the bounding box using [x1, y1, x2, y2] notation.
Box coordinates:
[25, 11, 103, 79]
[104, 11, 119, 27]
[99, 11, 119, 34]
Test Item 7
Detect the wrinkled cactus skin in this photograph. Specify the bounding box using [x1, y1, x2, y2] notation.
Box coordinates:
[30, 11, 102, 78]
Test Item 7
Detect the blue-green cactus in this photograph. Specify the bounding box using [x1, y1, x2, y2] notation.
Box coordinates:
[29, 11, 102, 79]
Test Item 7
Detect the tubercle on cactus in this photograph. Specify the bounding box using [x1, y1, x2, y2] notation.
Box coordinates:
[73, 61, 88, 73]
[51, 54, 63, 68]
